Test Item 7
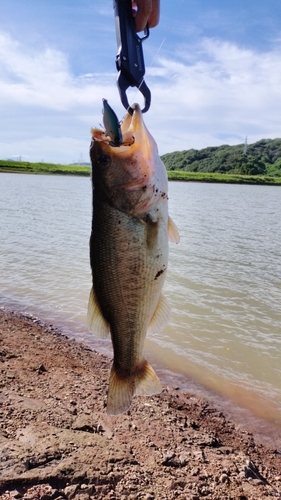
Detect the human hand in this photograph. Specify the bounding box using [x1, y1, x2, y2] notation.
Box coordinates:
[133, 0, 160, 32]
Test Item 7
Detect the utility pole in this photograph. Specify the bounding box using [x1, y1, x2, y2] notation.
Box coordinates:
[243, 136, 248, 155]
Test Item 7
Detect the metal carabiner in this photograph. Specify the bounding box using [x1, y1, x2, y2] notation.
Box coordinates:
[113, 0, 151, 113]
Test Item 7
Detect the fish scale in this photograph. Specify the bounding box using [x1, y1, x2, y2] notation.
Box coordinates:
[90, 199, 167, 370]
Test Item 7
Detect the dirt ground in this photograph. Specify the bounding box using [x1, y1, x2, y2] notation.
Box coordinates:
[0, 308, 281, 500]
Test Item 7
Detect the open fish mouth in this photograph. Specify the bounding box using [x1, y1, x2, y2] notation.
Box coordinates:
[93, 101, 156, 157]
[90, 101, 165, 217]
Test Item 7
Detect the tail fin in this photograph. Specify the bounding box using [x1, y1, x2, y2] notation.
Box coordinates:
[106, 360, 162, 416]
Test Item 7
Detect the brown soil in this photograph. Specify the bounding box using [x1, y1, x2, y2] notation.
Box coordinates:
[0, 308, 281, 500]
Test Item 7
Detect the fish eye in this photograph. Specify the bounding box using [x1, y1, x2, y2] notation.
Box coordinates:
[98, 154, 111, 166]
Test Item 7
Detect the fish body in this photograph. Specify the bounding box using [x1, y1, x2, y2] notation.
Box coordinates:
[88, 103, 179, 415]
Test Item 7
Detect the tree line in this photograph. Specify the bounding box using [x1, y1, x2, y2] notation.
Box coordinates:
[161, 138, 281, 177]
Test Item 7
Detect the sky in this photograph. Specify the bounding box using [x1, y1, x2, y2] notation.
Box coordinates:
[1, 0, 281, 164]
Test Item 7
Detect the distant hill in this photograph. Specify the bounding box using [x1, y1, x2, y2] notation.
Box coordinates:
[161, 138, 281, 177]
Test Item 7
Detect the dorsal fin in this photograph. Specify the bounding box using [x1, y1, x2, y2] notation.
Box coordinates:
[168, 216, 180, 243]
[148, 293, 171, 334]
[87, 288, 110, 338]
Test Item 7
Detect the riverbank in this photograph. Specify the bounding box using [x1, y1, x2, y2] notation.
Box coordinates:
[1, 308, 281, 500]
[1, 160, 281, 184]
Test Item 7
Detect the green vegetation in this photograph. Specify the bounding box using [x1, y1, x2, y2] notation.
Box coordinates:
[1, 138, 281, 185]
[161, 138, 281, 177]
[0, 159, 90, 176]
[167, 170, 281, 185]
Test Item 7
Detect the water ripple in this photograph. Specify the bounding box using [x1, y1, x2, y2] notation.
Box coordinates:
[1, 174, 281, 420]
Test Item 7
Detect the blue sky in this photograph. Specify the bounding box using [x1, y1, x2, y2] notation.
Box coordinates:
[1, 0, 281, 163]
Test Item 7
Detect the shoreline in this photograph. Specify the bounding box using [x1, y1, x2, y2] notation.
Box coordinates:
[1, 307, 281, 499]
[1, 168, 281, 185]
[2, 302, 280, 442]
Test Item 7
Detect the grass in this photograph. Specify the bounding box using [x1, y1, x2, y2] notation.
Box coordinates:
[1, 160, 281, 185]
[0, 160, 90, 176]
[167, 170, 281, 185]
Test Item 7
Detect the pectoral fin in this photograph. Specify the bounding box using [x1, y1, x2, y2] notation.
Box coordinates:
[87, 288, 110, 338]
[168, 216, 180, 243]
[148, 293, 171, 334]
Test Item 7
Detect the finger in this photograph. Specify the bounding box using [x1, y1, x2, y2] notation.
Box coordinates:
[147, 0, 160, 28]
[134, 0, 153, 32]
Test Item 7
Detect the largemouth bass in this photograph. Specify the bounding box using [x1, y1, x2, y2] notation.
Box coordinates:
[88, 103, 179, 415]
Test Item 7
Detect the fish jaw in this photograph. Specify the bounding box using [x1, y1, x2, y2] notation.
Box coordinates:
[90, 104, 168, 217]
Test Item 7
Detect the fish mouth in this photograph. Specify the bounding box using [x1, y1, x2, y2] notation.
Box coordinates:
[116, 104, 158, 192]
[92, 103, 157, 160]
[120, 103, 156, 159]
[91, 102, 167, 215]
[92, 103, 158, 191]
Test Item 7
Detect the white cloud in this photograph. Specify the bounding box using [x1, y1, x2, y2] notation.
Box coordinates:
[0, 31, 116, 112]
[1, 30, 281, 162]
[145, 38, 281, 152]
[0, 30, 119, 162]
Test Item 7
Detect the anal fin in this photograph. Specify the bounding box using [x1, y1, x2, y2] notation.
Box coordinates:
[148, 293, 171, 334]
[168, 216, 180, 243]
[87, 288, 110, 338]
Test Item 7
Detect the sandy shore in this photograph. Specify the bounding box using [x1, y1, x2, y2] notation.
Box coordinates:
[0, 308, 281, 500]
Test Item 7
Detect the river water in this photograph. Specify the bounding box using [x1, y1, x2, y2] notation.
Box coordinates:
[1, 173, 281, 427]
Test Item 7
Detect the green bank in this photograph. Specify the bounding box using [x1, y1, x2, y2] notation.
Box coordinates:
[1, 159, 281, 185]
[166, 170, 281, 185]
[1, 136, 281, 186]
[0, 160, 90, 177]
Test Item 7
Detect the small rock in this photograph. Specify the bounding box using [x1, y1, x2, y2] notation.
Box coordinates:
[5, 490, 22, 499]
[219, 446, 234, 455]
[243, 459, 266, 482]
[219, 473, 229, 484]
[64, 484, 78, 498]
[162, 450, 175, 464]
[38, 363, 47, 374]
[193, 450, 204, 461]
[179, 452, 189, 466]
[190, 467, 200, 476]
[252, 478, 265, 485]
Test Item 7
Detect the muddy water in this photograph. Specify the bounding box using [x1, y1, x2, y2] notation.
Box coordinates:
[1, 173, 281, 424]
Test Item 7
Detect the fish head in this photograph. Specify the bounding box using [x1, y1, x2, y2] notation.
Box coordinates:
[90, 104, 168, 216]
